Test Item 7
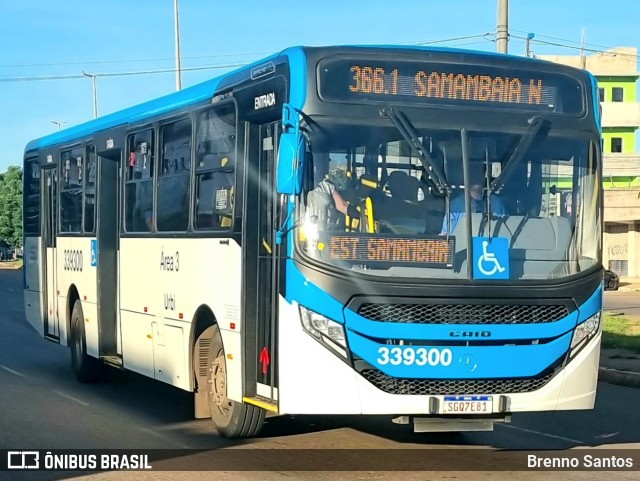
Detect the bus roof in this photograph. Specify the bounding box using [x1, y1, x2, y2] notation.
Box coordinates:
[24, 44, 591, 155]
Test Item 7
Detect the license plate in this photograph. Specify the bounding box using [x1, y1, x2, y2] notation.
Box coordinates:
[442, 395, 493, 414]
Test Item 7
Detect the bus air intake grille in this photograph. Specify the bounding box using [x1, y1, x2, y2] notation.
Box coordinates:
[356, 303, 569, 324]
[360, 369, 556, 395]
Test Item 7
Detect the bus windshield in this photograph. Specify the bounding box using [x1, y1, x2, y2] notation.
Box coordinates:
[296, 117, 601, 281]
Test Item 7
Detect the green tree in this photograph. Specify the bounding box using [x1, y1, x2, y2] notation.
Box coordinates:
[0, 166, 23, 248]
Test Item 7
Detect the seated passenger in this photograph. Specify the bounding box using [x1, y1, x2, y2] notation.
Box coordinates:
[307, 159, 359, 230]
[441, 177, 506, 234]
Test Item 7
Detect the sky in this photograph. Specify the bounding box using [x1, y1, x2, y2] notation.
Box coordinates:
[1, 0, 639, 173]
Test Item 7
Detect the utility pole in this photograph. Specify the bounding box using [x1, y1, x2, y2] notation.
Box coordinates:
[51, 120, 67, 131]
[580, 28, 587, 69]
[525, 33, 535, 58]
[174, 0, 182, 90]
[82, 71, 99, 118]
[496, 0, 509, 54]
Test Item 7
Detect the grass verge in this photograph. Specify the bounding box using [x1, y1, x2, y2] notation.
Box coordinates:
[0, 258, 23, 269]
[602, 314, 640, 354]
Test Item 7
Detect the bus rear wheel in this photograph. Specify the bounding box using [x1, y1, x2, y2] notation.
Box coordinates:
[207, 327, 265, 438]
[70, 300, 102, 383]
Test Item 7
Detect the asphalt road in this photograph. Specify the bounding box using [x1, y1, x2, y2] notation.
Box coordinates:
[604, 290, 640, 317]
[0, 269, 639, 481]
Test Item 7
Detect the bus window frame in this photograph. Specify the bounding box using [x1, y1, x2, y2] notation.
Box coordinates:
[58, 143, 85, 236]
[83, 143, 97, 236]
[157, 115, 193, 234]
[192, 100, 239, 233]
[123, 126, 156, 235]
[23, 156, 42, 237]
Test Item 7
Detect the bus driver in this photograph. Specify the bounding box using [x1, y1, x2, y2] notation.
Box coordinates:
[306, 157, 359, 230]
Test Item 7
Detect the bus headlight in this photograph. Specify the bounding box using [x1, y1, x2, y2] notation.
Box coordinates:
[570, 311, 601, 356]
[299, 305, 346, 348]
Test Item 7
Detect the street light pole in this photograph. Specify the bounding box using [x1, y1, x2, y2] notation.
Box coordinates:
[174, 0, 182, 90]
[51, 120, 67, 131]
[82, 71, 99, 118]
[525, 33, 535, 58]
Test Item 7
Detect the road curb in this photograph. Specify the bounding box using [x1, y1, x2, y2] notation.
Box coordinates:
[618, 286, 640, 292]
[599, 367, 640, 389]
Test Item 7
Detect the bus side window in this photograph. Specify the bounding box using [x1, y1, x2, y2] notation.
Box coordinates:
[158, 119, 191, 232]
[125, 130, 155, 232]
[195, 155, 235, 229]
[194, 103, 236, 231]
[60, 148, 83, 233]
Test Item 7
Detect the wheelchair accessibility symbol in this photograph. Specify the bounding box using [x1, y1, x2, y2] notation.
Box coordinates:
[472, 237, 509, 280]
[91, 239, 98, 267]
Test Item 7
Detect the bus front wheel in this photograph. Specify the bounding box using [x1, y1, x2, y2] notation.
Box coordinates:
[207, 327, 265, 438]
[70, 300, 102, 383]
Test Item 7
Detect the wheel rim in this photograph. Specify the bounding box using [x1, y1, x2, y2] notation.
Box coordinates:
[210, 348, 232, 419]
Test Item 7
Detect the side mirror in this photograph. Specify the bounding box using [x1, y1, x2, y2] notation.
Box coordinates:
[276, 131, 305, 195]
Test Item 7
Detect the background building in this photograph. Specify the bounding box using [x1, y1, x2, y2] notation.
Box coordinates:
[540, 47, 640, 276]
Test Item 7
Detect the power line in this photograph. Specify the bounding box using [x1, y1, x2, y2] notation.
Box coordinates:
[404, 33, 492, 46]
[510, 28, 631, 53]
[0, 62, 246, 83]
[510, 33, 640, 62]
[0, 34, 493, 69]
[0, 51, 270, 69]
[9, 33, 634, 87]
[0, 34, 498, 83]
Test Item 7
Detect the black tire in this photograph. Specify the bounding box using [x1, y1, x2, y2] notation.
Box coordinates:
[207, 326, 265, 438]
[70, 300, 103, 383]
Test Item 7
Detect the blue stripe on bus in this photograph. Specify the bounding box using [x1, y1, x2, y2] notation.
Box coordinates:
[24, 51, 287, 153]
[588, 72, 602, 132]
[285, 259, 346, 324]
[25, 78, 225, 152]
[344, 284, 602, 341]
[347, 330, 572, 379]
[577, 282, 603, 322]
[344, 309, 578, 341]
[284, 47, 307, 110]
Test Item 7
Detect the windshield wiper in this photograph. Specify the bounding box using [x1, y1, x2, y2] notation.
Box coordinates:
[490, 115, 547, 195]
[380, 107, 450, 196]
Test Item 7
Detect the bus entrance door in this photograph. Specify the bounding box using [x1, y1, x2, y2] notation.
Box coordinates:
[42, 167, 59, 341]
[242, 122, 281, 409]
[95, 153, 120, 363]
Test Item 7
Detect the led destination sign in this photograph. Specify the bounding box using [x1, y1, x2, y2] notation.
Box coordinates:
[321, 233, 454, 268]
[318, 58, 584, 114]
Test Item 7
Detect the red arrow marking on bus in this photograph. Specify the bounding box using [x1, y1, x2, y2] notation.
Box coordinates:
[259, 347, 270, 374]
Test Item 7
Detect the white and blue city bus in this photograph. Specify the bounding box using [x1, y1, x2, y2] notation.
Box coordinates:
[23, 45, 603, 438]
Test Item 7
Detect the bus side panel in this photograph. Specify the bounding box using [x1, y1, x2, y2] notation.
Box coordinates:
[119, 238, 243, 398]
[71, 237, 100, 356]
[278, 298, 363, 414]
[56, 237, 76, 345]
[119, 238, 157, 320]
[82, 301, 99, 357]
[119, 238, 159, 379]
[152, 322, 187, 388]
[120, 310, 155, 379]
[159, 237, 244, 400]
[176, 238, 244, 401]
[24, 236, 44, 337]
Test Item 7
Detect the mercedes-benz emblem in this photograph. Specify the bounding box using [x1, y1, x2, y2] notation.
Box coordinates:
[460, 354, 478, 373]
